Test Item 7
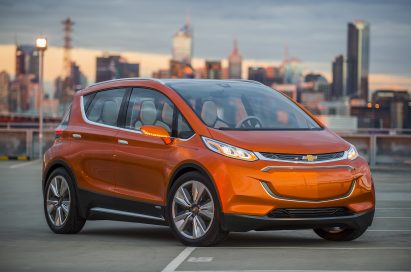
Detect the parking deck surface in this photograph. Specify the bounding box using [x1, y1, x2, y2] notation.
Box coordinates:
[0, 161, 410, 271]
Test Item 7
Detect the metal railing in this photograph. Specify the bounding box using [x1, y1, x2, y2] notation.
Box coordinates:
[0, 127, 410, 168]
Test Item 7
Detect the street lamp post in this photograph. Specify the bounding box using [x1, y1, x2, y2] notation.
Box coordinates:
[36, 37, 47, 160]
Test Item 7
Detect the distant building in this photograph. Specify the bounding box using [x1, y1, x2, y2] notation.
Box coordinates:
[205, 60, 222, 79]
[282, 58, 303, 84]
[169, 60, 195, 78]
[95, 54, 140, 82]
[55, 61, 87, 115]
[10, 44, 40, 113]
[152, 69, 171, 79]
[0, 71, 10, 112]
[172, 20, 193, 65]
[331, 55, 346, 99]
[248, 66, 284, 86]
[347, 20, 370, 100]
[70, 62, 87, 90]
[350, 90, 410, 129]
[372, 90, 410, 129]
[15, 45, 39, 81]
[221, 67, 229, 80]
[265, 66, 283, 85]
[9, 74, 38, 113]
[228, 40, 242, 79]
[271, 84, 298, 100]
[304, 73, 326, 83]
[299, 82, 326, 115]
[319, 98, 350, 116]
[304, 73, 330, 100]
[248, 67, 266, 84]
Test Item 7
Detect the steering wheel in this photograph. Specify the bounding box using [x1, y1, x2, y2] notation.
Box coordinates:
[236, 116, 263, 129]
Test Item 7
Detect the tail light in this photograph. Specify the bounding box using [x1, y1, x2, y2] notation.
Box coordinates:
[55, 128, 64, 139]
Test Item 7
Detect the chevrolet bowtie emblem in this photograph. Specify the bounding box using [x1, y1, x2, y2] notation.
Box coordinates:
[303, 154, 317, 161]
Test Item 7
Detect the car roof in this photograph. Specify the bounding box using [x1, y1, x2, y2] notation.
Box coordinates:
[89, 78, 262, 89]
[77, 78, 264, 96]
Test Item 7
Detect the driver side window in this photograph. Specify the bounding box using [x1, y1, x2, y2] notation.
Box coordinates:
[125, 88, 174, 134]
[124, 88, 195, 139]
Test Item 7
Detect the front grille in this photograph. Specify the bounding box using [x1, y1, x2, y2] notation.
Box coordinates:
[267, 207, 352, 218]
[259, 151, 345, 162]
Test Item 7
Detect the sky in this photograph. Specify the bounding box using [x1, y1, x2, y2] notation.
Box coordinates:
[0, 0, 411, 91]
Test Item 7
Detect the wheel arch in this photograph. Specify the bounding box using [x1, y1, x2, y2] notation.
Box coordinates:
[43, 159, 77, 193]
[167, 162, 223, 208]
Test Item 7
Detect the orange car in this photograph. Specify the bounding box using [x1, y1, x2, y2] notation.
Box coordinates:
[43, 79, 375, 246]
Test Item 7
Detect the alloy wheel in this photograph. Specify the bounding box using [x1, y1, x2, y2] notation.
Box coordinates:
[46, 175, 71, 227]
[172, 180, 215, 239]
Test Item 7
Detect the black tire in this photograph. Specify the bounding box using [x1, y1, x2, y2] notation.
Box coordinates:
[167, 171, 228, 246]
[43, 167, 85, 234]
[313, 225, 368, 241]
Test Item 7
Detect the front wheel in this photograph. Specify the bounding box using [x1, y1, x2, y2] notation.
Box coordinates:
[168, 171, 228, 246]
[313, 225, 368, 241]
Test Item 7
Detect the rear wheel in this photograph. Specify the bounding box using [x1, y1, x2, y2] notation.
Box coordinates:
[313, 225, 368, 241]
[44, 168, 85, 234]
[168, 171, 228, 246]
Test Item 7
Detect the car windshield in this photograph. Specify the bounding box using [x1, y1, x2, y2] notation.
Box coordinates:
[167, 80, 321, 130]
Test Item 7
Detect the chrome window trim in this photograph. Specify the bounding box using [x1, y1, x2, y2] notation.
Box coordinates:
[255, 151, 348, 164]
[260, 180, 357, 203]
[177, 133, 196, 142]
[89, 207, 165, 221]
[80, 95, 143, 134]
[80, 95, 196, 141]
[261, 165, 355, 172]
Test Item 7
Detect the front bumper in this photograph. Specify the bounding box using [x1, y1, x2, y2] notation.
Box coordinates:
[221, 209, 375, 232]
[203, 154, 375, 216]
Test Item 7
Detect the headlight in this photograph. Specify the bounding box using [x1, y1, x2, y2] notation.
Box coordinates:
[202, 137, 258, 161]
[347, 144, 359, 160]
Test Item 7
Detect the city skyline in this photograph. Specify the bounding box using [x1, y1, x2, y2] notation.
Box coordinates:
[0, 0, 410, 91]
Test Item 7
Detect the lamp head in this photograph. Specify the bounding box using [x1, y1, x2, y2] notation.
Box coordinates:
[36, 37, 48, 51]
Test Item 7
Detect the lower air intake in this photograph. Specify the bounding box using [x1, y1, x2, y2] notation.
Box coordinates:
[267, 207, 352, 218]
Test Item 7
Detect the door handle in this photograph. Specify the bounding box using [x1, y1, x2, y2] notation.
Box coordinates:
[118, 139, 128, 145]
[72, 133, 82, 139]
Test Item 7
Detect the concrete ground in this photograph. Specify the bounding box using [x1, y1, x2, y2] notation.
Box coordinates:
[0, 160, 410, 272]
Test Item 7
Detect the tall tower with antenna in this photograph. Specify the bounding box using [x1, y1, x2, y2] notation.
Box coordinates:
[62, 18, 74, 78]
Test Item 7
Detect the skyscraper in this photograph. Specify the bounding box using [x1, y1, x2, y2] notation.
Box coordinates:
[331, 55, 346, 99]
[172, 20, 193, 64]
[15, 45, 39, 81]
[346, 20, 370, 100]
[228, 39, 242, 79]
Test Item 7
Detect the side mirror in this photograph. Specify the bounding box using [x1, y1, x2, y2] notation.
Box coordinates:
[140, 125, 173, 145]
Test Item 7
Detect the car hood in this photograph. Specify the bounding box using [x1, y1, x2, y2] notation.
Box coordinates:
[207, 128, 349, 154]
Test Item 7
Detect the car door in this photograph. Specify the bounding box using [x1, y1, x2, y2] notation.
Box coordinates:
[70, 88, 127, 195]
[115, 87, 177, 205]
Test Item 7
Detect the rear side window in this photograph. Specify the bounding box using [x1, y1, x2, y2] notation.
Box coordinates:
[85, 88, 126, 127]
[60, 104, 71, 126]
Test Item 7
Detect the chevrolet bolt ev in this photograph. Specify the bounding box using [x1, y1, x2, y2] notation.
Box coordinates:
[43, 79, 375, 246]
